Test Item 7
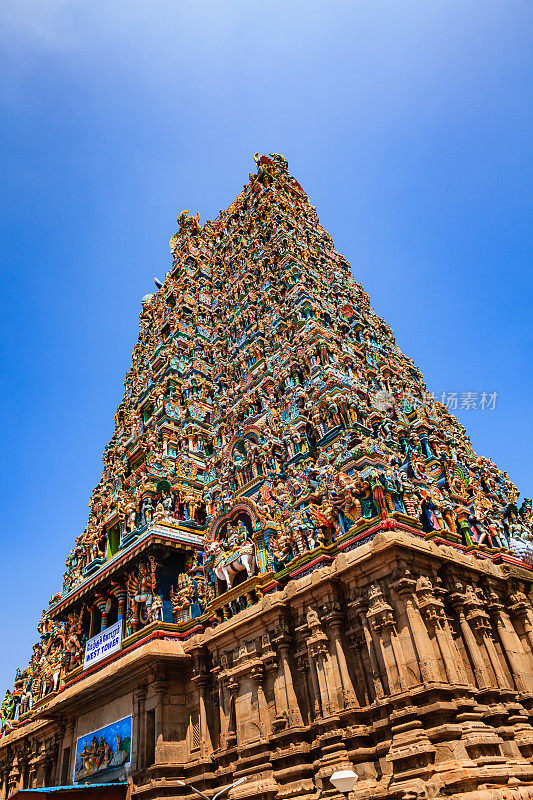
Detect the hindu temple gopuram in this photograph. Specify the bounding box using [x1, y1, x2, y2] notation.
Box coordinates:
[2, 154, 533, 800]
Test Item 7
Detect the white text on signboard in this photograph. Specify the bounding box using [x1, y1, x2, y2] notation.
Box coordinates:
[83, 620, 122, 670]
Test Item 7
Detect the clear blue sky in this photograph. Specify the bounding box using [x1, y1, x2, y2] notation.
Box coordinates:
[0, 1, 532, 693]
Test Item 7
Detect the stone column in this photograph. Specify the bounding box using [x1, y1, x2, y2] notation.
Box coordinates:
[18, 757, 28, 793]
[358, 606, 385, 699]
[154, 686, 166, 756]
[212, 660, 227, 749]
[366, 583, 408, 692]
[296, 655, 316, 723]
[209, 685, 220, 748]
[393, 570, 440, 684]
[132, 683, 147, 772]
[305, 609, 334, 715]
[226, 678, 238, 746]
[309, 639, 333, 716]
[324, 605, 358, 708]
[263, 640, 283, 727]
[32, 746, 46, 789]
[191, 654, 212, 757]
[65, 719, 76, 785]
[7, 762, 19, 799]
[434, 581, 471, 684]
[53, 724, 65, 786]
[449, 589, 492, 689]
[218, 677, 228, 749]
[384, 621, 409, 691]
[28, 763, 37, 790]
[1, 766, 10, 800]
[436, 620, 463, 684]
[349, 630, 372, 705]
[460, 584, 513, 691]
[477, 621, 511, 690]
[308, 654, 324, 717]
[271, 657, 287, 727]
[251, 663, 271, 737]
[94, 596, 109, 632]
[111, 587, 127, 625]
[416, 578, 465, 685]
[509, 589, 533, 658]
[197, 680, 212, 756]
[273, 632, 303, 726]
[488, 591, 533, 693]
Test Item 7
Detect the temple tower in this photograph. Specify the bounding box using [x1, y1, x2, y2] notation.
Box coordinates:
[1, 155, 533, 800]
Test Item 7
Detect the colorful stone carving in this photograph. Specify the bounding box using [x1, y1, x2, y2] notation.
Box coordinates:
[3, 152, 533, 739]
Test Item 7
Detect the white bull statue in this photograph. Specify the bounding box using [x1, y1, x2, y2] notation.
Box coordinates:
[207, 540, 256, 588]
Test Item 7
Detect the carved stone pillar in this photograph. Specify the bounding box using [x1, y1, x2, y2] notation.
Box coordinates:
[366, 583, 408, 692]
[295, 654, 316, 722]
[0, 765, 10, 800]
[25, 741, 37, 791]
[17, 757, 29, 793]
[8, 757, 20, 796]
[61, 718, 76, 786]
[463, 585, 512, 691]
[132, 683, 147, 772]
[52, 723, 65, 786]
[151, 665, 168, 759]
[197, 680, 212, 756]
[251, 663, 271, 738]
[219, 679, 228, 749]
[32, 745, 47, 789]
[262, 635, 284, 730]
[32, 751, 46, 789]
[226, 678, 238, 746]
[306, 609, 334, 716]
[449, 585, 492, 689]
[509, 586, 533, 660]
[392, 569, 440, 684]
[348, 628, 372, 705]
[272, 626, 303, 727]
[191, 654, 212, 756]
[212, 656, 227, 750]
[475, 620, 509, 690]
[323, 601, 358, 708]
[416, 576, 466, 685]
[487, 588, 533, 693]
[351, 596, 385, 699]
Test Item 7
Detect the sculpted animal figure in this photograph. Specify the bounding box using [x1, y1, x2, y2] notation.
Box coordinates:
[207, 539, 256, 589]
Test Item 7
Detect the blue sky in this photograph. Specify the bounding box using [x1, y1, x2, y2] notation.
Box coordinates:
[0, 0, 532, 693]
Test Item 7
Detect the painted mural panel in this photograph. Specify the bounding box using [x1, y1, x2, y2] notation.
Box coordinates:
[74, 715, 131, 784]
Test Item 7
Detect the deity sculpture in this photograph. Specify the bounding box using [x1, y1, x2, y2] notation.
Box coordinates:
[127, 558, 157, 629]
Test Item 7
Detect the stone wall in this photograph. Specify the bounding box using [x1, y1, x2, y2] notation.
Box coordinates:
[4, 531, 533, 800]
